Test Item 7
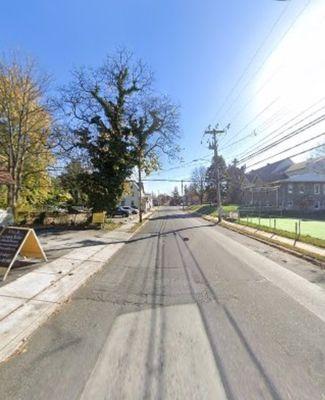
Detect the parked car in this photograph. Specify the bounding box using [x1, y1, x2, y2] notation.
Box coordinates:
[47, 205, 68, 214]
[121, 206, 138, 214]
[112, 206, 131, 217]
[68, 205, 92, 214]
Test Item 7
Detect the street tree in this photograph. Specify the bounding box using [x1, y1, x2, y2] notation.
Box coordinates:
[191, 166, 207, 204]
[0, 54, 54, 215]
[58, 50, 152, 211]
[171, 186, 181, 206]
[205, 154, 227, 204]
[59, 159, 88, 205]
[224, 159, 246, 204]
[129, 95, 180, 221]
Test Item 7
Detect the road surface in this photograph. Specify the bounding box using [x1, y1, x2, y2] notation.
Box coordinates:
[1, 207, 325, 400]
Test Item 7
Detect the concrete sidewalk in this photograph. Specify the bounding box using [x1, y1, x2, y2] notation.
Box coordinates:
[191, 212, 325, 261]
[222, 220, 325, 258]
[0, 212, 152, 363]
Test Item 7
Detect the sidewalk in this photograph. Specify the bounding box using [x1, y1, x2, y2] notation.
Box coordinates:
[222, 220, 325, 258]
[0, 212, 152, 363]
[192, 212, 325, 262]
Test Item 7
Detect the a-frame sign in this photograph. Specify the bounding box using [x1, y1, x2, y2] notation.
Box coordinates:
[0, 227, 47, 281]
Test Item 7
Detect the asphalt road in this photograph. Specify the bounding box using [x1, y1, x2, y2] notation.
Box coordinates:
[1, 207, 325, 400]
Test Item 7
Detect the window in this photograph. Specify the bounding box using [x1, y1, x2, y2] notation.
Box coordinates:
[314, 184, 320, 195]
[298, 184, 305, 194]
[288, 183, 293, 194]
[287, 200, 293, 208]
[314, 200, 320, 209]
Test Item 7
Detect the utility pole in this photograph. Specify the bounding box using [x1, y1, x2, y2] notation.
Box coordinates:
[181, 180, 184, 210]
[202, 123, 230, 221]
[138, 162, 143, 223]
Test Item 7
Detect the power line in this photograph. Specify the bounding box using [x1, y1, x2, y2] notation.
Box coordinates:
[220, 108, 286, 154]
[232, 96, 325, 159]
[220, 98, 279, 148]
[243, 134, 325, 170]
[218, 66, 285, 132]
[237, 113, 325, 164]
[216, 0, 312, 149]
[142, 178, 193, 183]
[211, 2, 290, 123]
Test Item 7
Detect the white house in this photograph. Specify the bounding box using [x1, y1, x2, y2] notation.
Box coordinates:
[120, 181, 153, 212]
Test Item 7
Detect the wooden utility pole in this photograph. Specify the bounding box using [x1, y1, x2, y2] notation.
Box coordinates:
[181, 179, 184, 210]
[203, 124, 230, 221]
[138, 164, 143, 223]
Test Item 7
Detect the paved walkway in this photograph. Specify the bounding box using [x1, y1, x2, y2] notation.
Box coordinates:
[0, 216, 137, 288]
[195, 213, 325, 259]
[222, 220, 325, 258]
[0, 212, 151, 363]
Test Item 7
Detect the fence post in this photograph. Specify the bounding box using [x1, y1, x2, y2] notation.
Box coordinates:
[298, 220, 301, 238]
[294, 222, 298, 246]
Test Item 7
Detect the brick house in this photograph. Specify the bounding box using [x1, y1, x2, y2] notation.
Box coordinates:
[242, 157, 325, 211]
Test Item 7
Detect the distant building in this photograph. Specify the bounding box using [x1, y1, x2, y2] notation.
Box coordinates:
[242, 157, 325, 211]
[120, 181, 153, 212]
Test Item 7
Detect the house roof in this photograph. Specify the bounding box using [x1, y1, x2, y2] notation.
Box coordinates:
[0, 170, 14, 184]
[247, 158, 293, 183]
[286, 157, 325, 174]
[277, 173, 325, 183]
[286, 160, 308, 173]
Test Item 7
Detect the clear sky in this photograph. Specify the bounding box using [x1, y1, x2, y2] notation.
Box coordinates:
[1, 0, 323, 195]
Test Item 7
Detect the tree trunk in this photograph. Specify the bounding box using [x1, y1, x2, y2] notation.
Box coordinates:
[7, 183, 17, 222]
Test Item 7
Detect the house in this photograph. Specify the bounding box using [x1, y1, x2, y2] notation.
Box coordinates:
[120, 181, 153, 212]
[242, 157, 325, 211]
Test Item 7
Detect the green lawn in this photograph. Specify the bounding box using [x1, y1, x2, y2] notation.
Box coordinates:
[242, 217, 325, 240]
[188, 204, 238, 217]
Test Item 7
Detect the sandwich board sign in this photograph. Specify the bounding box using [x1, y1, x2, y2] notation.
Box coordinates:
[92, 212, 106, 227]
[0, 227, 47, 281]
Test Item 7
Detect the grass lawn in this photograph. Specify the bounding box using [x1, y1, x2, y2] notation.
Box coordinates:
[188, 204, 325, 247]
[188, 204, 239, 217]
[243, 217, 325, 240]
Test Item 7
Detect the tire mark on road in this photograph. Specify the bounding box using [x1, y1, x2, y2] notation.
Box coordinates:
[174, 225, 284, 400]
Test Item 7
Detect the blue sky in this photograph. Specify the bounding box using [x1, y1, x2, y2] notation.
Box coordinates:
[1, 0, 321, 195]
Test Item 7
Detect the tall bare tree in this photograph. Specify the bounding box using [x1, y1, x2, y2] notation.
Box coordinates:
[191, 166, 207, 205]
[58, 49, 180, 215]
[129, 96, 180, 221]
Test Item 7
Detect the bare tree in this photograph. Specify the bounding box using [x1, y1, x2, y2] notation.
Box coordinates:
[191, 166, 207, 204]
[57, 49, 160, 212]
[58, 49, 180, 215]
[128, 96, 180, 221]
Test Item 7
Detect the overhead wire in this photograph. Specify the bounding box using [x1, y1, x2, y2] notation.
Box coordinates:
[234, 100, 325, 161]
[244, 139, 325, 170]
[238, 114, 325, 164]
[211, 2, 291, 124]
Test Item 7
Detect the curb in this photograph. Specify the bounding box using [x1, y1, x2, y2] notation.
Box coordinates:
[187, 211, 325, 269]
[220, 221, 325, 269]
[0, 212, 153, 364]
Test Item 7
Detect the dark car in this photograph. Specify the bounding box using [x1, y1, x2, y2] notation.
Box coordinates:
[112, 206, 131, 217]
[121, 206, 138, 214]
